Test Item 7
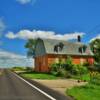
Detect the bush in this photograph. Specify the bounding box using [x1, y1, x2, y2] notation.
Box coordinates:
[64, 56, 73, 70]
[50, 63, 59, 72]
[50, 56, 89, 79]
[72, 65, 88, 75]
[50, 63, 72, 78]
[83, 62, 90, 66]
[90, 73, 100, 85]
[95, 63, 100, 72]
[50, 71, 59, 76]
[58, 69, 72, 78]
[50, 63, 62, 76]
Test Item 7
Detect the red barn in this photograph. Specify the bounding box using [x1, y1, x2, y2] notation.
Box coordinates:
[34, 38, 94, 72]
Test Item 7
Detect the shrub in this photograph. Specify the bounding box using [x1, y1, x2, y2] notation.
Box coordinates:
[50, 63, 72, 78]
[50, 63, 58, 72]
[64, 56, 73, 70]
[58, 69, 72, 78]
[83, 62, 90, 66]
[72, 65, 88, 75]
[50, 57, 89, 79]
[50, 63, 62, 76]
[94, 63, 100, 72]
[71, 65, 79, 75]
[50, 71, 60, 76]
[90, 73, 100, 85]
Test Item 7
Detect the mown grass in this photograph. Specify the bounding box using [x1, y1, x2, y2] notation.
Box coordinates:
[72, 74, 90, 81]
[67, 73, 100, 100]
[20, 72, 58, 79]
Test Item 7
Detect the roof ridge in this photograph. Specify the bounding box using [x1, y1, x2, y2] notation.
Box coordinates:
[41, 38, 85, 45]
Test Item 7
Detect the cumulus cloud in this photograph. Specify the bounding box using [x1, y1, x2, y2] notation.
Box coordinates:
[90, 34, 100, 42]
[0, 18, 6, 46]
[0, 18, 6, 35]
[5, 29, 85, 40]
[5, 32, 17, 39]
[0, 49, 34, 68]
[16, 0, 36, 4]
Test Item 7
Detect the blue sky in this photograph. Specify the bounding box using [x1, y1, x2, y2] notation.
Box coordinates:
[0, 0, 100, 57]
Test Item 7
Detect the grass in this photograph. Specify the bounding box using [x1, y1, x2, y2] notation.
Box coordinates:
[67, 82, 100, 100]
[72, 74, 90, 81]
[67, 73, 100, 100]
[20, 71, 91, 80]
[20, 72, 58, 79]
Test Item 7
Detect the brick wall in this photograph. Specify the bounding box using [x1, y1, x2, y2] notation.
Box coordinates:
[34, 54, 94, 72]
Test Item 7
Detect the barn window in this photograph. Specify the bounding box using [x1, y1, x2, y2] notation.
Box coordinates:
[79, 45, 87, 53]
[54, 42, 64, 52]
[83, 45, 87, 53]
[79, 47, 82, 53]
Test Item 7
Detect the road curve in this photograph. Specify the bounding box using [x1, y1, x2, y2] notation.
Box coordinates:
[0, 69, 52, 100]
[0, 69, 71, 100]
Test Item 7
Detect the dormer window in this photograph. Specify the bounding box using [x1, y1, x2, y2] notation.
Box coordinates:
[83, 45, 87, 53]
[54, 42, 64, 53]
[54, 45, 59, 52]
[78, 45, 87, 53]
[58, 42, 64, 51]
[79, 47, 82, 53]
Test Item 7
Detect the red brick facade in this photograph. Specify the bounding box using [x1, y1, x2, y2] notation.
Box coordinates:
[34, 54, 94, 72]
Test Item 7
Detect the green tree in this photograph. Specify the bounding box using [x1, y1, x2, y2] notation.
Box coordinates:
[25, 39, 36, 58]
[90, 39, 100, 63]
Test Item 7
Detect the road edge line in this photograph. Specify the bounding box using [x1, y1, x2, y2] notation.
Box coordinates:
[12, 72, 56, 100]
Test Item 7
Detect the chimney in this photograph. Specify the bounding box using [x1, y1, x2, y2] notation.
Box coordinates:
[77, 35, 81, 42]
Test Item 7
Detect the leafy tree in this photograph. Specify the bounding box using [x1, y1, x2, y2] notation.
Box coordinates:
[90, 39, 100, 63]
[25, 39, 36, 58]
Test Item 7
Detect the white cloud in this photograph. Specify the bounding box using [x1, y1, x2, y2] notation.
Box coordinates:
[5, 32, 17, 39]
[0, 18, 6, 34]
[90, 34, 100, 42]
[0, 49, 34, 68]
[0, 18, 6, 45]
[16, 0, 36, 4]
[5, 29, 85, 40]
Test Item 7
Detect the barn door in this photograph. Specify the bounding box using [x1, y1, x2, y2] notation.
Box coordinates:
[39, 62, 41, 71]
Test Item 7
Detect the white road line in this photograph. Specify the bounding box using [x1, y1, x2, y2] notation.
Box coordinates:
[12, 72, 56, 100]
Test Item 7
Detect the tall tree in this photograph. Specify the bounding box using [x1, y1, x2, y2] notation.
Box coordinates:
[25, 39, 36, 58]
[90, 39, 100, 63]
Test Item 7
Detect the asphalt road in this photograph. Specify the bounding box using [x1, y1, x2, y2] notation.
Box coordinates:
[0, 69, 71, 100]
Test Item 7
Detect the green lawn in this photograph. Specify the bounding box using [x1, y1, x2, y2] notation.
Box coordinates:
[67, 83, 100, 100]
[20, 72, 58, 79]
[67, 73, 100, 100]
[72, 74, 90, 81]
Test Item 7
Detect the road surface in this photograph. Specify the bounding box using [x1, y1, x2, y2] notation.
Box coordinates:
[0, 69, 70, 100]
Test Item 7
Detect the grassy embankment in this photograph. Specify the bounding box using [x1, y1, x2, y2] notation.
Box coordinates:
[11, 67, 58, 79]
[67, 84, 100, 100]
[20, 72, 58, 79]
[66, 73, 100, 100]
